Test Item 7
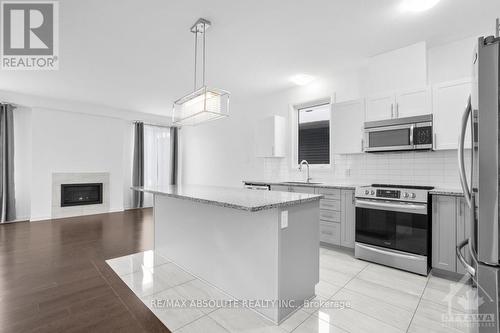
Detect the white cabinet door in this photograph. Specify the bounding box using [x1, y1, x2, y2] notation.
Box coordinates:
[432, 195, 457, 272]
[365, 93, 395, 122]
[255, 116, 286, 157]
[340, 190, 355, 248]
[456, 197, 472, 275]
[332, 99, 365, 154]
[395, 87, 431, 118]
[433, 78, 472, 150]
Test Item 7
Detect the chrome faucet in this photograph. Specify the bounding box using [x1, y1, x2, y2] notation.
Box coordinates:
[298, 160, 311, 183]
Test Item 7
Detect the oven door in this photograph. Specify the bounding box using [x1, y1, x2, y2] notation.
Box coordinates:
[364, 124, 414, 152]
[355, 199, 429, 256]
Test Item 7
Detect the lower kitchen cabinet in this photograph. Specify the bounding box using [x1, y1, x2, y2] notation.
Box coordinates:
[320, 221, 341, 245]
[340, 190, 355, 248]
[269, 184, 355, 248]
[456, 197, 472, 275]
[432, 195, 457, 272]
[432, 195, 471, 275]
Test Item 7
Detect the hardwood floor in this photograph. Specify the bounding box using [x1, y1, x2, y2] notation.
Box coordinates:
[0, 208, 170, 333]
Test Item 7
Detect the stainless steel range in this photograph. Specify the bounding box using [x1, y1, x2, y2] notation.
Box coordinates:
[355, 184, 434, 276]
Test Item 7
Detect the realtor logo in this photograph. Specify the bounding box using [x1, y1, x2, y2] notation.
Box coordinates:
[1, 1, 59, 70]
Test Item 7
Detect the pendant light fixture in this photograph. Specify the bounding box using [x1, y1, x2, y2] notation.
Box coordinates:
[172, 18, 230, 126]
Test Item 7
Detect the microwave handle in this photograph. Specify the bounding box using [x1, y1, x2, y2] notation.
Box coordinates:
[409, 124, 414, 146]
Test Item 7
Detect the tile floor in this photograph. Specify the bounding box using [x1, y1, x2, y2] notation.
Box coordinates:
[106, 247, 479, 333]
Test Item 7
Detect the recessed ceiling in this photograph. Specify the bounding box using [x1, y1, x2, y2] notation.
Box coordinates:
[0, 0, 498, 116]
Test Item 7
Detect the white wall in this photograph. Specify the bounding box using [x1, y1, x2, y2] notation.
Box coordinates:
[181, 37, 479, 189]
[0, 90, 172, 221]
[428, 36, 476, 84]
[29, 108, 130, 220]
[364, 42, 427, 94]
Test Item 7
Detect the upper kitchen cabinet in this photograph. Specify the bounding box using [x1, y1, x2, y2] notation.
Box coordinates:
[395, 87, 432, 119]
[255, 115, 286, 158]
[331, 99, 365, 154]
[365, 93, 395, 122]
[365, 88, 431, 122]
[433, 78, 472, 150]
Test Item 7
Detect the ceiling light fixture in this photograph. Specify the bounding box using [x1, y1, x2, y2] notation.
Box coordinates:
[400, 0, 440, 12]
[172, 18, 230, 126]
[290, 74, 315, 86]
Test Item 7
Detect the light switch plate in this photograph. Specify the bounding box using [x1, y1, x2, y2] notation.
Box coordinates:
[281, 210, 288, 229]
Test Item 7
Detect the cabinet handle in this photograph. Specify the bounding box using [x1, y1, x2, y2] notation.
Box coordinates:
[391, 104, 394, 118]
[396, 103, 399, 118]
[434, 133, 437, 149]
[352, 192, 355, 205]
[361, 139, 364, 151]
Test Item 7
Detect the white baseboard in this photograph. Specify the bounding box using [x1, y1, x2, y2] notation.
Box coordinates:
[29, 208, 126, 222]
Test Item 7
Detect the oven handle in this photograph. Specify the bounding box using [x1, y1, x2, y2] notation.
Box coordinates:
[355, 199, 427, 215]
[356, 243, 426, 261]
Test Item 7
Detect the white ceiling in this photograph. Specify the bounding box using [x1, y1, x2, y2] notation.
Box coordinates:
[0, 0, 498, 116]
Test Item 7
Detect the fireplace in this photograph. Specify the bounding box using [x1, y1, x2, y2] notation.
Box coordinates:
[61, 183, 103, 207]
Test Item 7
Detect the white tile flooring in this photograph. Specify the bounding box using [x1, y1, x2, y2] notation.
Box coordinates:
[106, 248, 478, 333]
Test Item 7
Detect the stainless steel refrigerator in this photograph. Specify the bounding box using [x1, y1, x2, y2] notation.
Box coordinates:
[457, 35, 500, 332]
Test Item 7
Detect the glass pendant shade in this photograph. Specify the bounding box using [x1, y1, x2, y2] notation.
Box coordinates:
[172, 86, 230, 126]
[172, 18, 230, 126]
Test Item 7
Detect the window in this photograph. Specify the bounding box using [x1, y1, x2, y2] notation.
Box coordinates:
[144, 125, 171, 189]
[142, 125, 171, 207]
[297, 103, 330, 165]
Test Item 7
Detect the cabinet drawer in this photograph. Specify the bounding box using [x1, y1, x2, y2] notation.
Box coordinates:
[320, 199, 341, 211]
[271, 185, 289, 192]
[289, 186, 315, 194]
[317, 188, 341, 200]
[320, 210, 341, 222]
[320, 222, 341, 245]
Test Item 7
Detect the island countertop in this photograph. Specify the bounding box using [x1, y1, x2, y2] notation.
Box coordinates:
[131, 185, 323, 212]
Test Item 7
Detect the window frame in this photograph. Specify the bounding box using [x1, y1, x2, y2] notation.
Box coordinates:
[290, 96, 333, 170]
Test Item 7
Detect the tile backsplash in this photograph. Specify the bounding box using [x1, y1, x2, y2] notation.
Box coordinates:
[260, 150, 469, 189]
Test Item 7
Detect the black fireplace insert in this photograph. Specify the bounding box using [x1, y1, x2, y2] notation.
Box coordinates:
[61, 183, 103, 207]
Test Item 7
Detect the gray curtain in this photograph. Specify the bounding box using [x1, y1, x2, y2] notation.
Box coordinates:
[132, 122, 144, 208]
[0, 104, 15, 223]
[170, 127, 178, 185]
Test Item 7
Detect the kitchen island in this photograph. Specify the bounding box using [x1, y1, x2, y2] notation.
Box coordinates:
[131, 185, 322, 324]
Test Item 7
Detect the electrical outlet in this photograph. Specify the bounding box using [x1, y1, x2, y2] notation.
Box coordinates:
[281, 210, 288, 229]
[345, 168, 351, 177]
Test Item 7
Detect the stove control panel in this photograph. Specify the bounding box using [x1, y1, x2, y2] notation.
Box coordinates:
[376, 189, 400, 199]
[355, 185, 430, 204]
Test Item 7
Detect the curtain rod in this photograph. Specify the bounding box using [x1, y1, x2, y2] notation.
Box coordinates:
[133, 121, 173, 129]
[0, 101, 21, 107]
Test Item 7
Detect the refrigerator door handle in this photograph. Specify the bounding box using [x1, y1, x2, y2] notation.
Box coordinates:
[457, 238, 476, 277]
[458, 95, 472, 207]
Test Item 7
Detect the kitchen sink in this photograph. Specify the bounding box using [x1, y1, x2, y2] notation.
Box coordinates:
[283, 181, 323, 185]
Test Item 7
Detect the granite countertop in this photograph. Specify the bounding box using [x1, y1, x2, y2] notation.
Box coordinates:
[131, 185, 323, 212]
[243, 180, 360, 190]
[429, 188, 464, 196]
[245, 180, 465, 196]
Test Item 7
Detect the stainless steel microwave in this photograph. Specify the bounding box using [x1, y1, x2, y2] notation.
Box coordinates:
[363, 114, 433, 153]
